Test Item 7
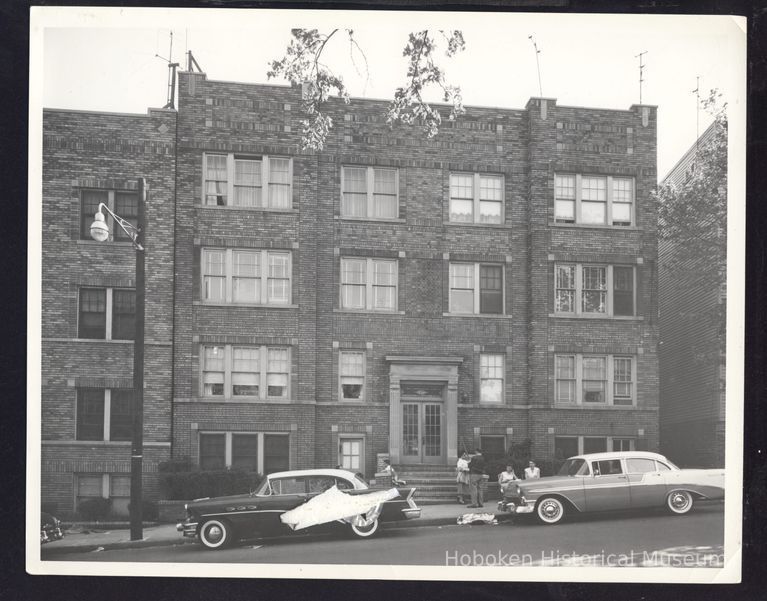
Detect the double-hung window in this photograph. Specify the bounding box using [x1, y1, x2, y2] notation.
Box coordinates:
[554, 174, 634, 226]
[449, 173, 504, 224]
[449, 263, 504, 315]
[203, 153, 292, 209]
[201, 344, 290, 400]
[339, 351, 365, 400]
[479, 353, 504, 403]
[76, 388, 132, 441]
[340, 258, 398, 311]
[341, 166, 398, 219]
[555, 436, 635, 457]
[78, 287, 135, 340]
[554, 264, 635, 317]
[80, 189, 139, 241]
[554, 354, 636, 405]
[199, 432, 289, 474]
[202, 248, 291, 305]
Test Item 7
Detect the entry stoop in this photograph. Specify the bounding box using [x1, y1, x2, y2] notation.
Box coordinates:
[396, 465, 463, 505]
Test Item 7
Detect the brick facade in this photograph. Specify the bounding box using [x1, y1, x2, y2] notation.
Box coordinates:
[41, 72, 660, 514]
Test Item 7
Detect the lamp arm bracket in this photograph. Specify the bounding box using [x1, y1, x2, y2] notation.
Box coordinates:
[96, 202, 144, 251]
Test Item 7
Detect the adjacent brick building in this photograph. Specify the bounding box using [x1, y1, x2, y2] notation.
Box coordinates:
[41, 70, 660, 515]
[658, 122, 726, 468]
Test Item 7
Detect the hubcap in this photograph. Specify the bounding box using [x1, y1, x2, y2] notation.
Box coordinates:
[671, 493, 689, 510]
[206, 525, 223, 542]
[542, 501, 560, 519]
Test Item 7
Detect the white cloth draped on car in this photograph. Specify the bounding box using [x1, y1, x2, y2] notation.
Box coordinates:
[279, 485, 400, 531]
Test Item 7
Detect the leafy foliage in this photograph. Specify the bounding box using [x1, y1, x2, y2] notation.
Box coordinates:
[159, 467, 264, 500]
[657, 90, 727, 287]
[77, 497, 112, 521]
[268, 29, 465, 150]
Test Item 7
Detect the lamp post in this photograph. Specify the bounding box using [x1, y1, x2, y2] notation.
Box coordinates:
[90, 178, 146, 541]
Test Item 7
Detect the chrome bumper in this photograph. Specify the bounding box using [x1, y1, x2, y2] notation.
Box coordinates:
[176, 521, 198, 538]
[497, 499, 535, 514]
[402, 507, 422, 519]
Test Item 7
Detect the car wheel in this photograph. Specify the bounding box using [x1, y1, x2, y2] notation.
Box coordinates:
[199, 519, 233, 550]
[350, 514, 380, 538]
[536, 497, 566, 525]
[666, 490, 694, 515]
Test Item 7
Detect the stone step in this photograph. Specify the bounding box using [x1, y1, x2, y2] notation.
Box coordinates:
[399, 474, 458, 481]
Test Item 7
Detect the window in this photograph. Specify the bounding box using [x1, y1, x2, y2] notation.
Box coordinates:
[201, 344, 290, 399]
[201, 248, 291, 305]
[271, 477, 305, 495]
[554, 437, 579, 460]
[339, 351, 365, 400]
[203, 153, 292, 208]
[338, 438, 364, 471]
[480, 435, 506, 462]
[76, 388, 132, 441]
[341, 166, 398, 219]
[554, 354, 636, 405]
[449, 263, 504, 315]
[554, 264, 635, 317]
[80, 189, 139, 241]
[449, 173, 504, 224]
[555, 436, 635, 455]
[554, 174, 634, 226]
[198, 432, 289, 474]
[592, 459, 623, 476]
[76, 474, 131, 516]
[479, 354, 504, 403]
[340, 258, 398, 311]
[625, 458, 657, 474]
[78, 288, 135, 340]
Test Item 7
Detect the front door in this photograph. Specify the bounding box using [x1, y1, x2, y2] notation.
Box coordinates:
[401, 402, 445, 464]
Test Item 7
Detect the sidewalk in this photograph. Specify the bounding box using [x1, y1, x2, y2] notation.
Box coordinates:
[40, 502, 508, 556]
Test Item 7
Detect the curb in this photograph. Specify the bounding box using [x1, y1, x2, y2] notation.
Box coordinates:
[41, 510, 507, 556]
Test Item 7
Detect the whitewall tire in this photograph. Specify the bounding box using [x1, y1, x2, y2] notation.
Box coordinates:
[536, 497, 566, 525]
[666, 490, 694, 515]
[199, 519, 232, 549]
[350, 514, 380, 538]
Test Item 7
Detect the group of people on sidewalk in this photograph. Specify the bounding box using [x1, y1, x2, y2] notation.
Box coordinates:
[455, 450, 541, 508]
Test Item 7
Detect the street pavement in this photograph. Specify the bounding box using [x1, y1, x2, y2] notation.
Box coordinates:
[40, 501, 725, 568]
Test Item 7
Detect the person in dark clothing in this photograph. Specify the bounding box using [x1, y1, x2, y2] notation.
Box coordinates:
[466, 448, 486, 507]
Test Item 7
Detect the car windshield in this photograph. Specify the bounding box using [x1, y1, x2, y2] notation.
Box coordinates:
[557, 458, 589, 476]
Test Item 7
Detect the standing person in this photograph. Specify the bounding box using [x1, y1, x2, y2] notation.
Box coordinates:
[466, 448, 486, 508]
[498, 463, 519, 494]
[524, 460, 541, 480]
[455, 451, 471, 504]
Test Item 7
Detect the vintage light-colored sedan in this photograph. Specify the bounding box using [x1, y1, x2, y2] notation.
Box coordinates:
[177, 468, 421, 549]
[498, 451, 724, 525]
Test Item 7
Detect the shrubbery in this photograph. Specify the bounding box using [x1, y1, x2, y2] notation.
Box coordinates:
[128, 499, 159, 521]
[158, 458, 263, 500]
[77, 497, 112, 521]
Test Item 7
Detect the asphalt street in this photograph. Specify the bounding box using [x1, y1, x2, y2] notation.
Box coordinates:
[44, 502, 724, 567]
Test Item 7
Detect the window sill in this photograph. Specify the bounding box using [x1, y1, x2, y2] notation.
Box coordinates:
[42, 337, 135, 344]
[194, 301, 299, 309]
[335, 216, 405, 224]
[549, 222, 641, 231]
[549, 314, 643, 321]
[76, 239, 135, 247]
[443, 312, 511, 319]
[334, 309, 405, 315]
[195, 396, 297, 404]
[444, 221, 512, 229]
[553, 403, 643, 410]
[196, 205, 298, 214]
[42, 440, 172, 446]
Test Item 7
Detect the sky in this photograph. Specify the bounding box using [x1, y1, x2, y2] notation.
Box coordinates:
[33, 8, 746, 179]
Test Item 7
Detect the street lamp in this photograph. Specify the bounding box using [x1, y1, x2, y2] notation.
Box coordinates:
[89, 178, 146, 541]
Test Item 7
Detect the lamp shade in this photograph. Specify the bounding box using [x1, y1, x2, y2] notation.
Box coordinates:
[90, 212, 110, 242]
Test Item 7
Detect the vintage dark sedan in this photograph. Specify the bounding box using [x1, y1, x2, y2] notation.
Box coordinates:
[498, 451, 724, 525]
[177, 468, 421, 549]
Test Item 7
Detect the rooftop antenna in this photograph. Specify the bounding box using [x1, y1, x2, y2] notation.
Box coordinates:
[186, 49, 204, 73]
[528, 35, 543, 97]
[692, 75, 701, 150]
[155, 31, 180, 109]
[635, 51, 647, 104]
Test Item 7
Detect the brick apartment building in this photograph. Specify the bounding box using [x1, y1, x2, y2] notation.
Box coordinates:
[41, 69, 660, 515]
[658, 122, 726, 468]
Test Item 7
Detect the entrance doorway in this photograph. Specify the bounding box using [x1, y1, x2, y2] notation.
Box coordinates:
[400, 383, 445, 464]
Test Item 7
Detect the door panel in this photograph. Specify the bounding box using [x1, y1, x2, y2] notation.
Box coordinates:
[625, 458, 668, 508]
[584, 459, 631, 511]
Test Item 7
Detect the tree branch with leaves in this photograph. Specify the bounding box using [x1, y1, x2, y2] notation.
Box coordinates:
[267, 29, 466, 150]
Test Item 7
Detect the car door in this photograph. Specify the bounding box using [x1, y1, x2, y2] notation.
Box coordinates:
[584, 459, 631, 512]
[247, 476, 308, 536]
[624, 457, 668, 508]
